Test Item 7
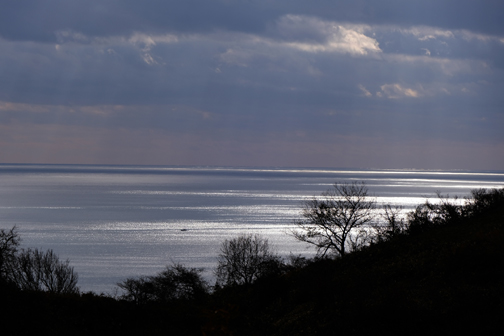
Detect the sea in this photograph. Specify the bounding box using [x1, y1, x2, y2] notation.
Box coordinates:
[1, 164, 503, 294]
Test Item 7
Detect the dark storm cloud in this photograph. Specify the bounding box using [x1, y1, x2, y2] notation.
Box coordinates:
[1, 0, 504, 43]
[0, 0, 276, 42]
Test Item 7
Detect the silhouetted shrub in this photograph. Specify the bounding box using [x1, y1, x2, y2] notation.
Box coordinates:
[118, 263, 209, 304]
[467, 188, 504, 217]
[372, 204, 408, 241]
[406, 193, 464, 235]
[406, 202, 442, 234]
[150, 263, 209, 302]
[116, 276, 153, 304]
[405, 188, 504, 236]
[285, 253, 311, 270]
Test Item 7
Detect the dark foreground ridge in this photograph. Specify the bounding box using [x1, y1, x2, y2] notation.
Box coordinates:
[1, 189, 503, 335]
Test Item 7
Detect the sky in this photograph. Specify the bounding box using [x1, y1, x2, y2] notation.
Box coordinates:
[0, 1, 503, 170]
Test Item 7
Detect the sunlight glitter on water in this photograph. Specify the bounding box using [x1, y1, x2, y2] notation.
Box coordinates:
[1, 164, 503, 293]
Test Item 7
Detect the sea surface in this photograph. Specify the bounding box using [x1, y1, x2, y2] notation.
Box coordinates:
[1, 164, 503, 293]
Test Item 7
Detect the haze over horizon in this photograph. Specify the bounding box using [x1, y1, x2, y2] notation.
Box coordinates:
[1, 1, 503, 170]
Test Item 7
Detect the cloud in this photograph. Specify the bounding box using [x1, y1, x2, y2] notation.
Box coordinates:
[2, 1, 504, 43]
[421, 48, 431, 56]
[128, 33, 158, 65]
[0, 17, 501, 106]
[128, 33, 178, 46]
[277, 16, 381, 55]
[55, 30, 91, 44]
[283, 26, 380, 55]
[405, 26, 455, 41]
[377, 84, 421, 99]
[358, 84, 372, 97]
[220, 48, 253, 67]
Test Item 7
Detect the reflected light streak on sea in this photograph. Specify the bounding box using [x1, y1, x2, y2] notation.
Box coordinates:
[0, 164, 503, 293]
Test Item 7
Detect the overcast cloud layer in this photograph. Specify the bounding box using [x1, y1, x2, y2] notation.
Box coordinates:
[1, 1, 503, 169]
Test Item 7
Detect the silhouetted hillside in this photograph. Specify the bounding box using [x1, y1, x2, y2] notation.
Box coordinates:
[204, 191, 504, 335]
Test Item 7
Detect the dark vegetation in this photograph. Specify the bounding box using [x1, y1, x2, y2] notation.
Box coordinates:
[0, 227, 78, 294]
[1, 185, 503, 335]
[117, 263, 209, 304]
[215, 234, 283, 287]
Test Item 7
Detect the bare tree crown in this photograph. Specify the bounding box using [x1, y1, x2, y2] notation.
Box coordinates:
[292, 182, 376, 257]
[215, 234, 280, 286]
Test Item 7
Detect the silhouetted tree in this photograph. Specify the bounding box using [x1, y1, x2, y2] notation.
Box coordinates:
[406, 193, 463, 235]
[150, 263, 209, 302]
[292, 182, 376, 257]
[13, 248, 79, 294]
[372, 204, 407, 241]
[215, 234, 282, 286]
[406, 189, 504, 235]
[284, 253, 311, 271]
[117, 276, 152, 304]
[117, 263, 208, 304]
[0, 226, 20, 283]
[467, 188, 504, 216]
